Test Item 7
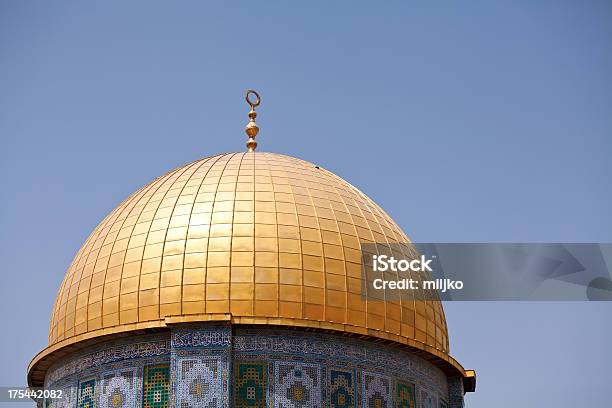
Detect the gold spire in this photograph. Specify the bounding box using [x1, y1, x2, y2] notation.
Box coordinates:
[245, 89, 261, 152]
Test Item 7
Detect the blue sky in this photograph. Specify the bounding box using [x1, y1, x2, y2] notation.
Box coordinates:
[1, 1, 611, 407]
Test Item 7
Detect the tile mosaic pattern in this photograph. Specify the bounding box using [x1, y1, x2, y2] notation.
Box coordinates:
[328, 368, 355, 408]
[100, 368, 139, 408]
[447, 377, 464, 408]
[273, 361, 321, 408]
[172, 326, 231, 349]
[46, 335, 169, 385]
[143, 365, 170, 408]
[235, 361, 267, 407]
[176, 357, 225, 408]
[77, 379, 96, 408]
[420, 389, 438, 408]
[395, 380, 416, 408]
[234, 328, 448, 394]
[171, 326, 231, 407]
[47, 152, 448, 357]
[43, 327, 458, 408]
[45, 383, 74, 408]
[362, 372, 392, 408]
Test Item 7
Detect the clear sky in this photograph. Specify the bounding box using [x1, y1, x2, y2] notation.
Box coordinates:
[1, 1, 611, 407]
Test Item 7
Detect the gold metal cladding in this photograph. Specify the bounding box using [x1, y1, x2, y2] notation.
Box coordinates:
[245, 89, 260, 152]
[35, 152, 464, 381]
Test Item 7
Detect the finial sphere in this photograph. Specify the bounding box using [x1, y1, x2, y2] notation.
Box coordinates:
[246, 122, 259, 137]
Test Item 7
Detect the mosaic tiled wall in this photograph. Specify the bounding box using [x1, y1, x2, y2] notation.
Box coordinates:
[143, 365, 171, 408]
[171, 326, 231, 408]
[44, 333, 170, 408]
[233, 328, 450, 407]
[100, 367, 139, 408]
[43, 326, 460, 408]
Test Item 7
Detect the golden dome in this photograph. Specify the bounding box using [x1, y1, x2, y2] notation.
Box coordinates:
[30, 151, 470, 384]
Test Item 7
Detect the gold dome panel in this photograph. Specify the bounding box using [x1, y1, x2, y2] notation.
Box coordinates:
[47, 152, 450, 355]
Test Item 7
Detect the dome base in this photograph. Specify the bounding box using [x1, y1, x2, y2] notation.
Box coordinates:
[36, 324, 470, 407]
